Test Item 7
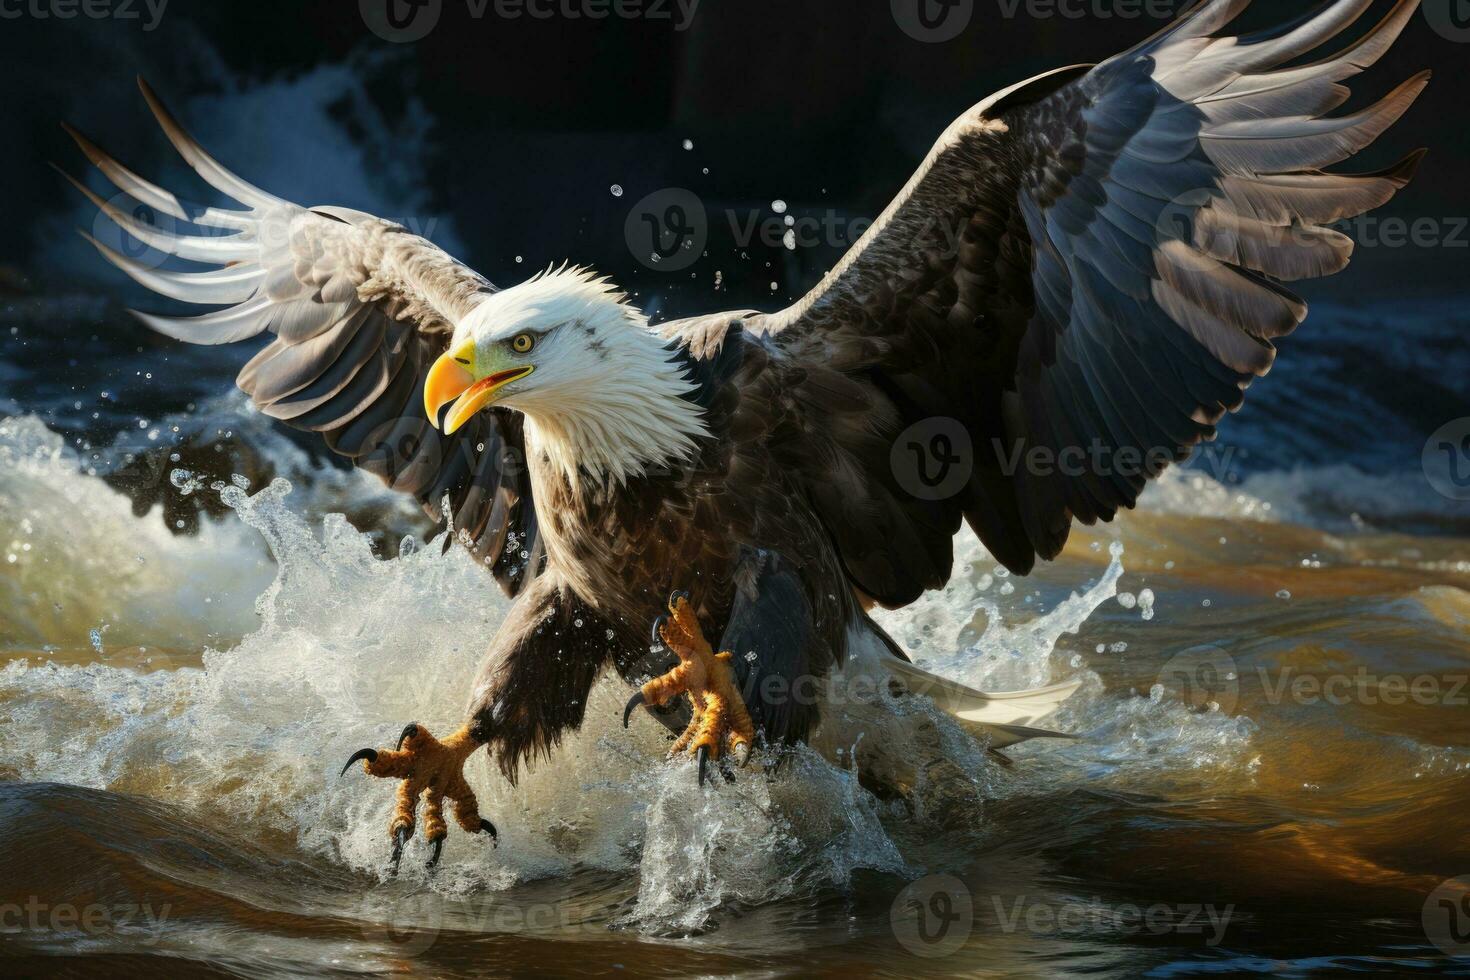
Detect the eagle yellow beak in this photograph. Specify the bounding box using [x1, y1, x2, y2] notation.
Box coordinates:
[424, 349, 534, 435]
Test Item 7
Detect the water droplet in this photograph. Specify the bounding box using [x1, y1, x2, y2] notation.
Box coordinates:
[682, 138, 693, 150]
[771, 199, 787, 214]
[610, 184, 623, 197]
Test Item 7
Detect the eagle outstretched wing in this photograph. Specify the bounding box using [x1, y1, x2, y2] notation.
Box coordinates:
[752, 0, 1426, 605]
[61, 79, 544, 594]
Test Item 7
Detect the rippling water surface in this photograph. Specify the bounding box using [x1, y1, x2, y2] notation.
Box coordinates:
[2, 298, 1469, 978]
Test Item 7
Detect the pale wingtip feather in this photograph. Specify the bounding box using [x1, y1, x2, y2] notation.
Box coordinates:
[136, 75, 285, 212]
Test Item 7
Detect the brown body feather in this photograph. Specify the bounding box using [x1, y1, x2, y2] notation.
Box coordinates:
[67, 0, 1428, 778]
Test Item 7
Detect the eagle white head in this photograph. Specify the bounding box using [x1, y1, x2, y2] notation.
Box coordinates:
[423, 266, 709, 486]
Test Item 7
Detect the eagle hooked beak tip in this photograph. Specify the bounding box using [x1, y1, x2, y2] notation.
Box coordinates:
[424, 351, 475, 432]
[424, 351, 533, 435]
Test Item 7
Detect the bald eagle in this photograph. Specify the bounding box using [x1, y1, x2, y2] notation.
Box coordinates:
[65, 0, 1426, 869]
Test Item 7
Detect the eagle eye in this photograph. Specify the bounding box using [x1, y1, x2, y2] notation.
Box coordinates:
[510, 333, 535, 354]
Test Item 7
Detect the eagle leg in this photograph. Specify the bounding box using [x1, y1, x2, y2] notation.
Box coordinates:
[628, 592, 756, 786]
[340, 722, 497, 871]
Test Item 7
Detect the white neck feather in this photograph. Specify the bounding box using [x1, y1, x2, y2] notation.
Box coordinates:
[489, 268, 709, 489]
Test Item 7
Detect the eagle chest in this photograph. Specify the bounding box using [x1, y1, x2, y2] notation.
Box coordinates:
[537, 474, 735, 613]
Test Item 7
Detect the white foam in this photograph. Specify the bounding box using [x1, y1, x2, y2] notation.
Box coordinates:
[0, 415, 271, 657]
[0, 424, 1259, 929]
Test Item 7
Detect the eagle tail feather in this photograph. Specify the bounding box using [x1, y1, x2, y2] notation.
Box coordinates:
[879, 653, 1082, 750]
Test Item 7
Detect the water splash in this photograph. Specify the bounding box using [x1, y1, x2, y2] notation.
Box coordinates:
[0, 415, 1260, 930]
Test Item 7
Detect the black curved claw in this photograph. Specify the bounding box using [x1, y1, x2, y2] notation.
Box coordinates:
[396, 723, 420, 751]
[479, 818, 498, 845]
[340, 748, 378, 777]
[669, 590, 690, 607]
[389, 826, 411, 875]
[623, 691, 647, 728]
[426, 835, 445, 870]
[650, 614, 667, 649]
[696, 744, 709, 788]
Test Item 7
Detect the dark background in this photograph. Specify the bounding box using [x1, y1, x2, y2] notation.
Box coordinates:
[1, 0, 1464, 321]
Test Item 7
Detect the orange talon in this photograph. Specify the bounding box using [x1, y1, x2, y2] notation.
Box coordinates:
[341, 722, 497, 871]
[628, 592, 757, 785]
